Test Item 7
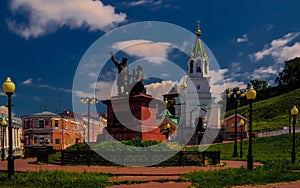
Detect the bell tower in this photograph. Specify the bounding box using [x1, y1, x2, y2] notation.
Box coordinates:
[187, 21, 209, 78]
[177, 22, 212, 144]
[186, 21, 211, 109]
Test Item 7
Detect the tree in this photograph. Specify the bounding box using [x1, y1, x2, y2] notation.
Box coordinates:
[247, 80, 269, 91]
[247, 79, 269, 101]
[275, 57, 300, 90]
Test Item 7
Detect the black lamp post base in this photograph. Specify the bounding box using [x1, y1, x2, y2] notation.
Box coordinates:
[1, 149, 5, 161]
[247, 154, 253, 171]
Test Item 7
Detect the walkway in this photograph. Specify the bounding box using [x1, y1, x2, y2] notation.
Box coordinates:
[5, 159, 300, 188]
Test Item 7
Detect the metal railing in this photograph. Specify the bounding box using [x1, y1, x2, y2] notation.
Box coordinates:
[60, 150, 220, 166]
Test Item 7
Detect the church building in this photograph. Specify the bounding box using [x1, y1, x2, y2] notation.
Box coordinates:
[164, 23, 221, 145]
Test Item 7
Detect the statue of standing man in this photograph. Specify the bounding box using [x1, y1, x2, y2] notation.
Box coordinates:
[110, 52, 129, 95]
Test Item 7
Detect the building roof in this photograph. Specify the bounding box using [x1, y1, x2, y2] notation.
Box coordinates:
[168, 84, 179, 95]
[192, 23, 207, 59]
[157, 109, 179, 125]
[22, 111, 60, 118]
[224, 113, 248, 121]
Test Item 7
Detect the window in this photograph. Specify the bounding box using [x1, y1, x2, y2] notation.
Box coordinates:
[25, 136, 29, 145]
[33, 120, 38, 128]
[39, 136, 44, 145]
[24, 120, 29, 129]
[197, 85, 200, 90]
[55, 120, 59, 128]
[55, 139, 60, 144]
[39, 120, 44, 128]
[189, 60, 194, 74]
[231, 123, 234, 128]
[45, 120, 50, 127]
[33, 136, 38, 145]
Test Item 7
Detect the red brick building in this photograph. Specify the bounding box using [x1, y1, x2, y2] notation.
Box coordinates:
[221, 114, 247, 141]
[22, 111, 84, 157]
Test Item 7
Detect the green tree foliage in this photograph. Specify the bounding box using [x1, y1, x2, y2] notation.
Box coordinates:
[248, 79, 269, 91]
[248, 79, 269, 101]
[276, 57, 300, 89]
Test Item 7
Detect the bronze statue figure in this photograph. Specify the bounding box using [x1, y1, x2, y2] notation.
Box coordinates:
[110, 52, 129, 95]
[110, 52, 146, 96]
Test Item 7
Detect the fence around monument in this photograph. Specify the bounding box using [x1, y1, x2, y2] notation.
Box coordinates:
[59, 150, 220, 166]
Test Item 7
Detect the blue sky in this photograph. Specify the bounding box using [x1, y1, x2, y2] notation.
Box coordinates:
[1, 0, 300, 117]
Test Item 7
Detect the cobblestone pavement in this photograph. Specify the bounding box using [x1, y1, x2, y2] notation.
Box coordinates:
[2, 159, 298, 188]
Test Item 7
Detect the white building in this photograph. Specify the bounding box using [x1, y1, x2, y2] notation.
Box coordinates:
[0, 116, 23, 159]
[173, 24, 221, 144]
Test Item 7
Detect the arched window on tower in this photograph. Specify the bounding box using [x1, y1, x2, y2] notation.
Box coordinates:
[204, 60, 208, 74]
[196, 59, 202, 73]
[189, 60, 194, 74]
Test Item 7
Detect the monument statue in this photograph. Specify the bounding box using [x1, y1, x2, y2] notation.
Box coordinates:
[110, 52, 146, 96]
[110, 52, 129, 95]
[130, 65, 146, 96]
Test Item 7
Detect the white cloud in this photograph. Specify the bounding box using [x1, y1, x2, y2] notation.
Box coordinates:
[0, 106, 8, 115]
[111, 40, 172, 64]
[225, 81, 247, 90]
[7, 0, 126, 39]
[266, 24, 274, 31]
[252, 32, 300, 63]
[94, 81, 115, 99]
[160, 73, 170, 78]
[125, 0, 162, 7]
[209, 69, 227, 102]
[127, 0, 149, 6]
[38, 84, 72, 93]
[230, 62, 241, 72]
[33, 96, 42, 101]
[250, 66, 278, 80]
[237, 34, 248, 43]
[22, 78, 33, 85]
[73, 90, 95, 99]
[22, 78, 72, 93]
[145, 80, 176, 99]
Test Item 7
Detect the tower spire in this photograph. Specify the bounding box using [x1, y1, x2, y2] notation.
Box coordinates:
[196, 20, 201, 37]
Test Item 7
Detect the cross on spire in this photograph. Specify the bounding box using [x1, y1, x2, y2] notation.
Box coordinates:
[196, 20, 201, 37]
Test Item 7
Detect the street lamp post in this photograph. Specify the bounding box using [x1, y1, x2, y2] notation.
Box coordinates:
[80, 97, 98, 142]
[164, 123, 171, 141]
[291, 105, 298, 164]
[289, 111, 291, 134]
[245, 86, 256, 171]
[239, 119, 245, 158]
[83, 122, 87, 142]
[1, 118, 7, 161]
[227, 87, 245, 157]
[2, 77, 16, 179]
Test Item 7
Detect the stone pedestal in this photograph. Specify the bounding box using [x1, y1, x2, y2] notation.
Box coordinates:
[98, 94, 165, 142]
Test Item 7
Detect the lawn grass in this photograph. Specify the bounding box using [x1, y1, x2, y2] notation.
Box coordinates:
[226, 88, 300, 133]
[8, 133, 300, 187]
[182, 133, 300, 187]
[0, 170, 113, 188]
[181, 161, 300, 188]
[203, 133, 300, 163]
